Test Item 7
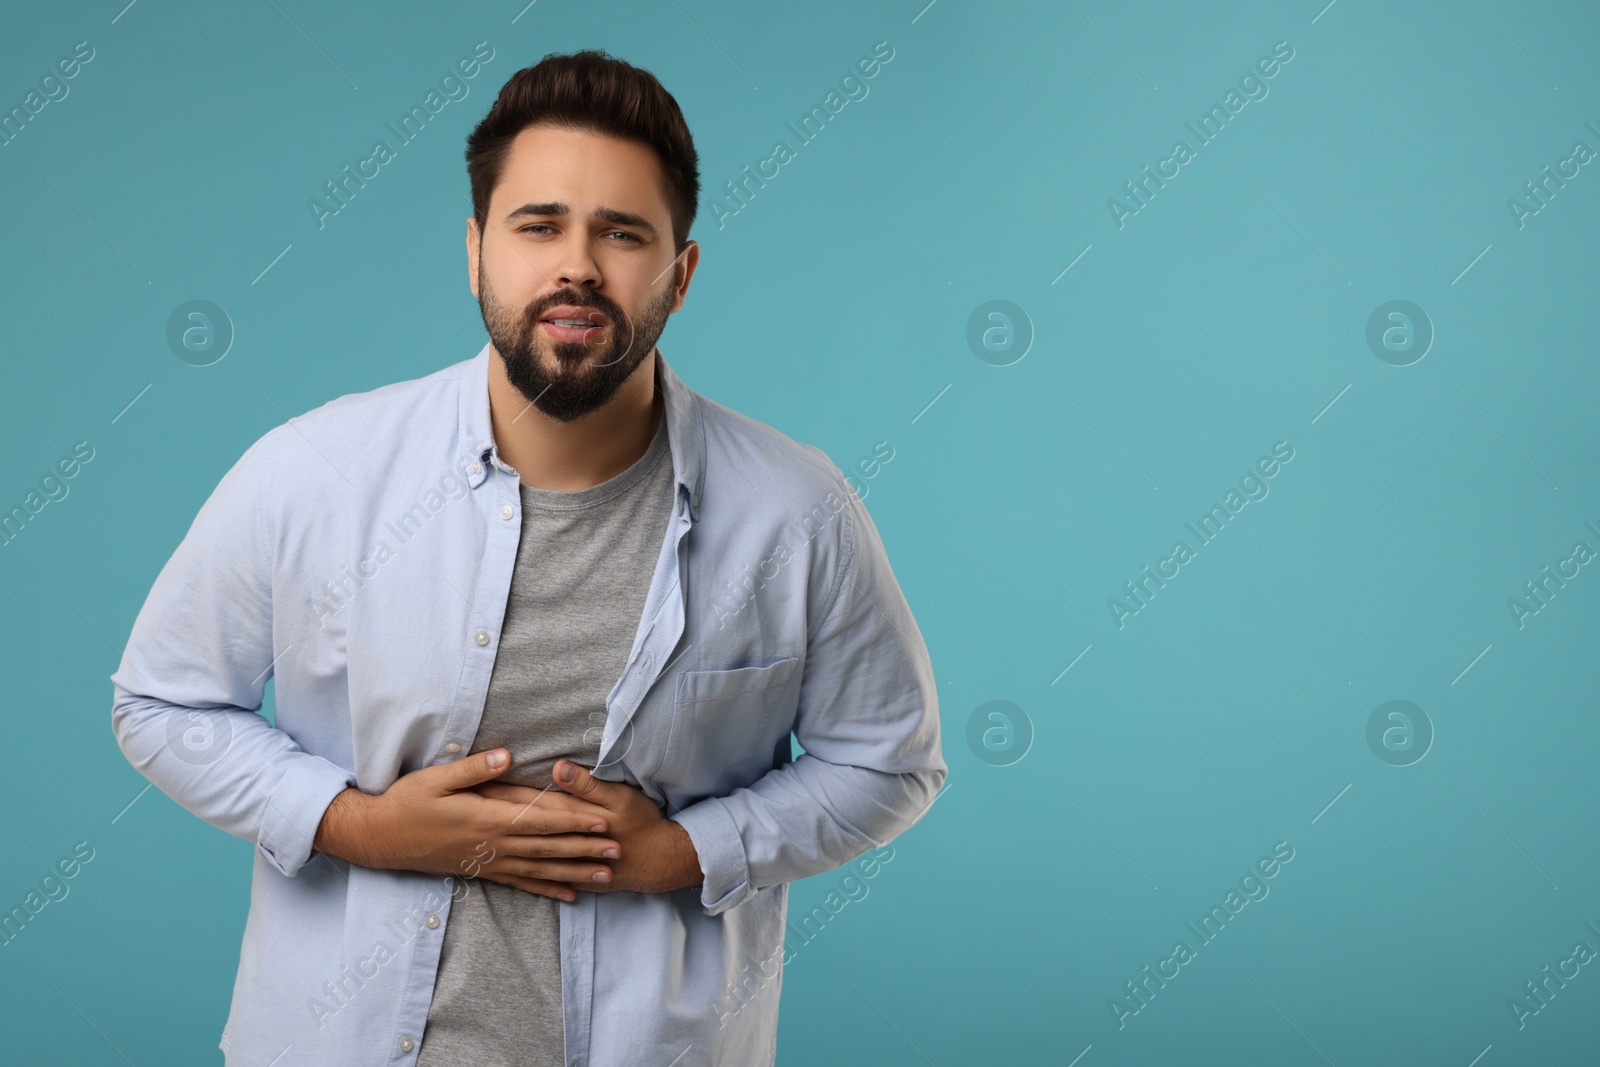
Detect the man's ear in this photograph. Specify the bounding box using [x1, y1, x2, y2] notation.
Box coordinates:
[669, 240, 700, 314]
[466, 218, 481, 299]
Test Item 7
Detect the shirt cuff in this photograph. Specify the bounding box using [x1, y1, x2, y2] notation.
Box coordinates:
[256, 754, 358, 878]
[670, 798, 752, 915]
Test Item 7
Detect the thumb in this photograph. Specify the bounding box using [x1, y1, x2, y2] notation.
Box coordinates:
[437, 747, 510, 790]
[554, 759, 603, 797]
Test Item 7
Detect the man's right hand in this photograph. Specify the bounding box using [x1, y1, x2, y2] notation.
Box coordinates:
[312, 748, 621, 903]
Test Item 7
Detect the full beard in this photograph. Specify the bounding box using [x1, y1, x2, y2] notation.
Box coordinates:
[480, 267, 676, 423]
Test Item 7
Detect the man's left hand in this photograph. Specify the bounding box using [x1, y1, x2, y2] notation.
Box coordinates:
[474, 761, 703, 895]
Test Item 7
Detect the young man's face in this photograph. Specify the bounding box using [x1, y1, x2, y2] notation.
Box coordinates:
[468, 122, 698, 421]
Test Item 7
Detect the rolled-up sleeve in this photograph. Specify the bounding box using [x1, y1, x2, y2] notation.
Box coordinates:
[672, 473, 947, 915]
[109, 427, 354, 878]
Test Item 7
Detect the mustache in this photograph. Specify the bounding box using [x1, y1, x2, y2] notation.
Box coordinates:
[523, 293, 637, 369]
[527, 292, 620, 321]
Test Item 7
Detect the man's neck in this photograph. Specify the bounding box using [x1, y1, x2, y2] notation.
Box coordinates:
[486, 347, 663, 491]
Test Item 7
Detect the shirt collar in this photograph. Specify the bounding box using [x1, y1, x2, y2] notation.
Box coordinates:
[456, 341, 706, 520]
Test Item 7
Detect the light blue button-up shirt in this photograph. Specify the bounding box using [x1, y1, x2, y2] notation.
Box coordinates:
[110, 342, 946, 1067]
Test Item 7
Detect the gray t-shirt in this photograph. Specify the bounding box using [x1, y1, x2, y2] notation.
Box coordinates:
[417, 410, 674, 1066]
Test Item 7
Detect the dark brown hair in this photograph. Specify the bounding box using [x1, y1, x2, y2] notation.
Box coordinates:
[465, 49, 700, 251]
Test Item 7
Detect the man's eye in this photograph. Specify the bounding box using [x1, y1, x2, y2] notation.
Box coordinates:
[517, 225, 638, 243]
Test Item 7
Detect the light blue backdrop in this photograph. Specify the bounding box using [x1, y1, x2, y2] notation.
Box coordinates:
[2, 0, 1598, 1063]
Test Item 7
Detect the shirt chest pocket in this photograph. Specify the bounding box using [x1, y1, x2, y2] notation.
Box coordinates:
[655, 657, 802, 797]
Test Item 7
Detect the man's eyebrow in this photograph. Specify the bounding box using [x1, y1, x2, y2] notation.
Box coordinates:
[505, 201, 657, 238]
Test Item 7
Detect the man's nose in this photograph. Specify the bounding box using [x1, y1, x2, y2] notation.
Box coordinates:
[554, 235, 601, 288]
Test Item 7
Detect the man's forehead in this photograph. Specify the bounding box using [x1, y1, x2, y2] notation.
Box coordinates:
[494, 126, 668, 219]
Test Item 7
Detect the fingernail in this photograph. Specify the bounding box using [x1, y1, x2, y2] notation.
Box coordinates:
[590, 824, 606, 833]
[602, 848, 618, 859]
[556, 762, 574, 782]
[592, 870, 609, 881]
[488, 750, 507, 769]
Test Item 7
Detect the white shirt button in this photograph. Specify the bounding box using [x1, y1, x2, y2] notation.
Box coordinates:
[469, 461, 482, 474]
[444, 742, 461, 753]
[474, 630, 490, 646]
[425, 913, 440, 929]
[398, 1036, 414, 1052]
[499, 503, 514, 520]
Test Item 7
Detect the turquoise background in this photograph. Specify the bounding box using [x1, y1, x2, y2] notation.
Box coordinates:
[3, 0, 1598, 1062]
